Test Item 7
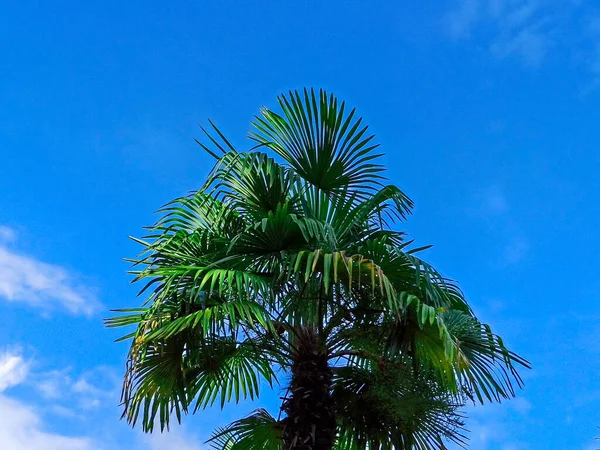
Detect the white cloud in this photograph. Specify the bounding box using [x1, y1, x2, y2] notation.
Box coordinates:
[49, 404, 81, 419]
[0, 350, 98, 450]
[0, 348, 207, 450]
[73, 377, 104, 396]
[0, 395, 96, 450]
[0, 350, 29, 392]
[0, 226, 100, 316]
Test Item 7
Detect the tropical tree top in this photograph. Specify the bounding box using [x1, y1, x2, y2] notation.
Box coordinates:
[107, 89, 529, 450]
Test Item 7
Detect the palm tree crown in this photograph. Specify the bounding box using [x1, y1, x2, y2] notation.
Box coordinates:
[107, 89, 529, 450]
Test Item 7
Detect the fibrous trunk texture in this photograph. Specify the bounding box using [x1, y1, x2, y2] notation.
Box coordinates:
[282, 328, 337, 450]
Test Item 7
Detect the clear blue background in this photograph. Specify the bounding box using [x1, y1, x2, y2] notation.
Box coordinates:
[1, 1, 599, 449]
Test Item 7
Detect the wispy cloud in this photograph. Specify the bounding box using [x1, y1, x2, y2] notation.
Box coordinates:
[0, 226, 100, 316]
[445, 0, 600, 83]
[0, 226, 17, 244]
[72, 366, 120, 410]
[144, 427, 206, 450]
[447, 398, 532, 449]
[579, 14, 600, 95]
[502, 235, 530, 265]
[472, 185, 530, 266]
[480, 185, 509, 216]
[36, 369, 71, 400]
[35, 365, 119, 411]
[445, 0, 555, 67]
[491, 21, 551, 68]
[446, 0, 480, 38]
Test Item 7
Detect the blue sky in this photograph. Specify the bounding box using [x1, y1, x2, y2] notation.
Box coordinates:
[1, 0, 600, 448]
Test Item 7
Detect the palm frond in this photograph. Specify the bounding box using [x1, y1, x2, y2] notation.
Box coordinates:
[202, 151, 297, 219]
[444, 311, 530, 403]
[120, 335, 278, 431]
[208, 409, 282, 450]
[250, 89, 385, 197]
[332, 364, 468, 450]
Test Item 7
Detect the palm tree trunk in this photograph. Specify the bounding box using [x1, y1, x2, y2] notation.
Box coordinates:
[282, 328, 336, 450]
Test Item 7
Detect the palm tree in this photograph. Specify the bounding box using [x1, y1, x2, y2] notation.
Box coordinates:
[107, 89, 529, 450]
